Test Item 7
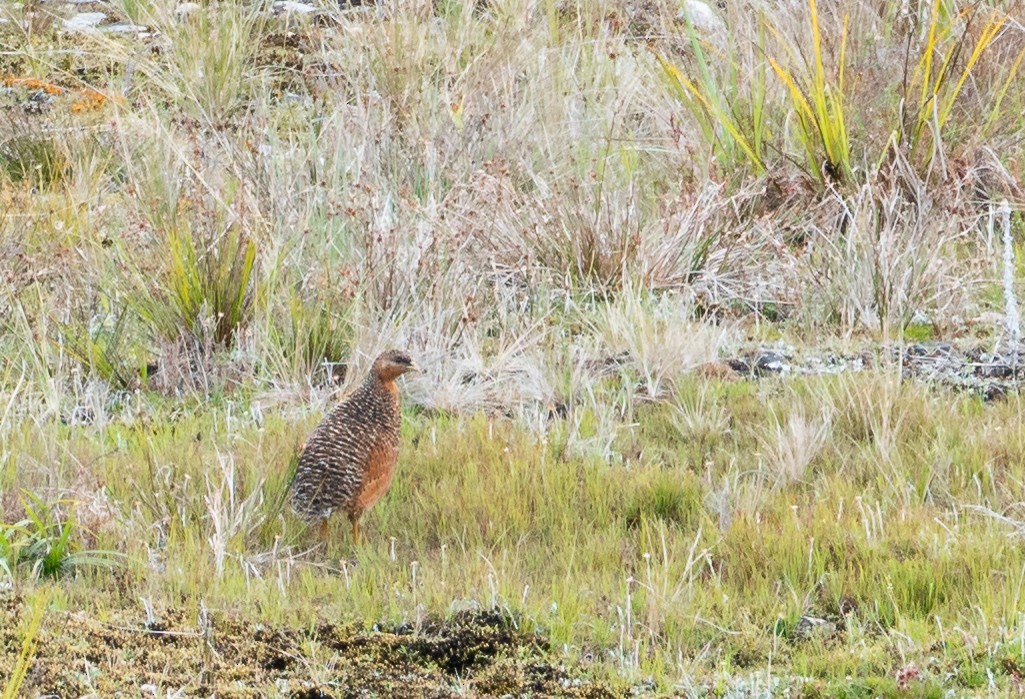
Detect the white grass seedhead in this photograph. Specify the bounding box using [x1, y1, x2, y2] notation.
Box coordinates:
[803, 155, 972, 333]
[761, 407, 833, 485]
[671, 384, 730, 447]
[204, 451, 266, 579]
[594, 285, 734, 398]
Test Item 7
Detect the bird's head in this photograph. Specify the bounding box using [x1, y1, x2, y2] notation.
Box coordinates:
[372, 350, 421, 383]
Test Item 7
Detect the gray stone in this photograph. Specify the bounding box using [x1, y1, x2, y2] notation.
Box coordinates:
[754, 350, 790, 375]
[272, 0, 317, 14]
[102, 22, 148, 33]
[63, 11, 106, 31]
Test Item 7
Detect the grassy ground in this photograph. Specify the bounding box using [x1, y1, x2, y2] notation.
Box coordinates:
[2, 0, 1025, 695]
[9, 373, 1025, 696]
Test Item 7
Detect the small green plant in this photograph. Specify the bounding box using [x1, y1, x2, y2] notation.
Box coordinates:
[897, 0, 1008, 167]
[653, 17, 769, 178]
[767, 0, 851, 184]
[266, 285, 354, 383]
[0, 111, 68, 187]
[57, 307, 141, 390]
[130, 224, 257, 350]
[624, 472, 704, 530]
[0, 493, 121, 581]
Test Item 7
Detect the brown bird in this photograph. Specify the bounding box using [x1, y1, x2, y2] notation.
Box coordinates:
[290, 349, 420, 545]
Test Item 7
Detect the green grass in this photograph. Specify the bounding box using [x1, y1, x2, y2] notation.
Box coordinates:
[2, 0, 1025, 692]
[5, 372, 1025, 692]
[128, 222, 257, 350]
[897, 0, 1009, 169]
[0, 492, 123, 581]
[0, 591, 46, 699]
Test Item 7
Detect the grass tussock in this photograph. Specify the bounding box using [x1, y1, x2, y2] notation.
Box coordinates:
[1, 0, 1025, 692]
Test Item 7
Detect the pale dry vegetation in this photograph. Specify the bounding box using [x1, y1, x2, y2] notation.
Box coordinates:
[1, 0, 1025, 694]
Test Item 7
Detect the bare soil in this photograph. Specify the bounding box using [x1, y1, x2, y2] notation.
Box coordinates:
[1, 595, 622, 698]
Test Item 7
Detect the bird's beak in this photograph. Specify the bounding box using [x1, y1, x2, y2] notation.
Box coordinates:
[409, 360, 423, 373]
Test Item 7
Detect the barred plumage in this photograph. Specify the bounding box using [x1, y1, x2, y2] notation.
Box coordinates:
[290, 349, 420, 545]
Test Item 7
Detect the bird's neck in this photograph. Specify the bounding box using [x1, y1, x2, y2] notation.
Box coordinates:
[366, 373, 400, 397]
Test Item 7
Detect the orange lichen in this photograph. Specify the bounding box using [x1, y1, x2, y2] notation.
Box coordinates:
[2, 75, 123, 114]
[70, 89, 108, 113]
[2, 75, 63, 95]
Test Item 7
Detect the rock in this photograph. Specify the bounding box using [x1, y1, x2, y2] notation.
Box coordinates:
[984, 384, 1008, 402]
[753, 350, 790, 375]
[18, 90, 57, 114]
[725, 357, 751, 375]
[272, 1, 317, 14]
[677, 0, 724, 33]
[794, 615, 836, 640]
[714, 341, 1025, 401]
[176, 1, 201, 16]
[63, 11, 106, 32]
[977, 362, 1013, 379]
[102, 22, 148, 33]
[723, 347, 793, 377]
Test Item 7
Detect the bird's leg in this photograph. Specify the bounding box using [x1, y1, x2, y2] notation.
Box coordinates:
[351, 518, 361, 547]
[318, 518, 329, 541]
